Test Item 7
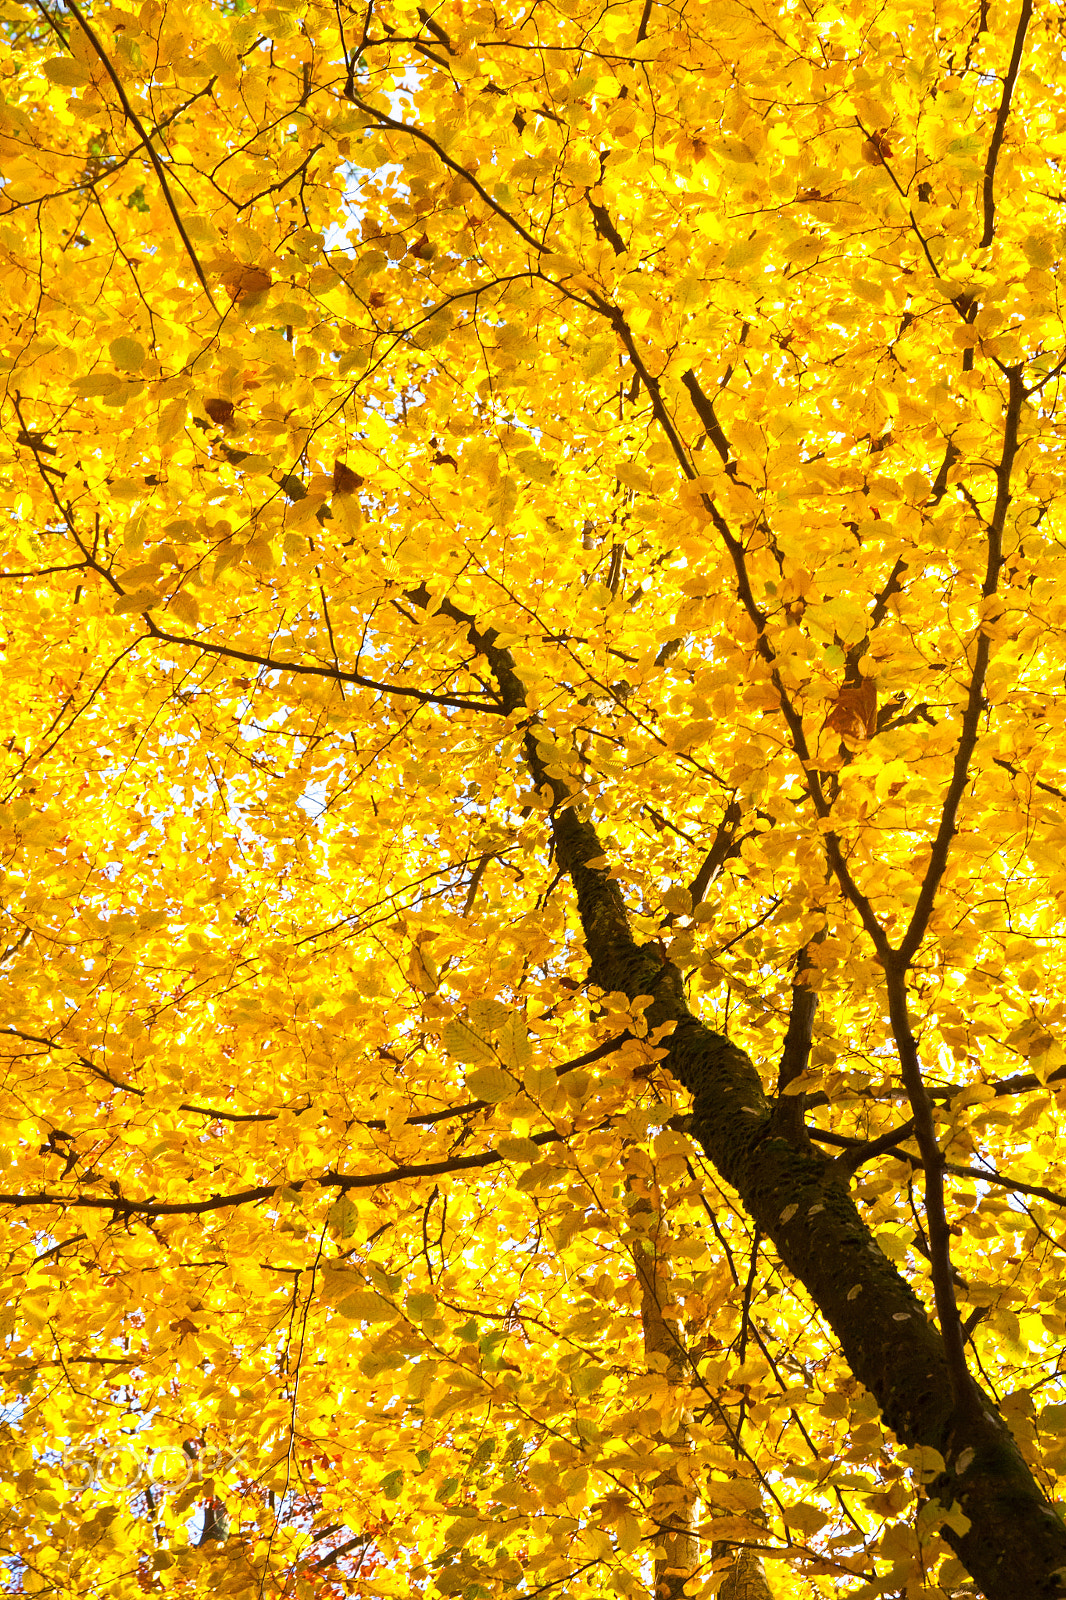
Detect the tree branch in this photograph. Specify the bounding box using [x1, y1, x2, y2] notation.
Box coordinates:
[896, 366, 1025, 966]
[681, 369, 738, 478]
[52, 0, 220, 312]
[772, 939, 823, 1145]
[831, 1117, 917, 1174]
[883, 965, 973, 1414]
[141, 617, 504, 714]
[980, 0, 1034, 248]
[0, 1128, 564, 1220]
[419, 587, 1066, 1600]
[3, 1027, 620, 1129]
[808, 1126, 1066, 1207]
[805, 1061, 1066, 1112]
[314, 1532, 372, 1571]
[687, 800, 742, 908]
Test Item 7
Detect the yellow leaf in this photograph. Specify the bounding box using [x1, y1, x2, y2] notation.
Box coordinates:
[168, 590, 200, 625]
[496, 1013, 532, 1071]
[43, 57, 91, 86]
[783, 1502, 829, 1535]
[113, 588, 159, 614]
[110, 337, 146, 371]
[441, 1019, 495, 1065]
[464, 1063, 517, 1103]
[157, 397, 188, 441]
[5, 9, 1066, 1593]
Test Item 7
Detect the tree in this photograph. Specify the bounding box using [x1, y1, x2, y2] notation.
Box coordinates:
[1, 0, 1065, 1593]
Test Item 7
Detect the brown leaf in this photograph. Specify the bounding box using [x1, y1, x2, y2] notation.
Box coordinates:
[825, 677, 877, 740]
[861, 129, 893, 166]
[333, 459, 364, 495]
[205, 398, 235, 429]
[409, 232, 437, 261]
[591, 1493, 632, 1526]
[221, 263, 272, 302]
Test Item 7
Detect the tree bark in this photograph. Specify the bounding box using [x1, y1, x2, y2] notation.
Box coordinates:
[714, 1547, 774, 1600]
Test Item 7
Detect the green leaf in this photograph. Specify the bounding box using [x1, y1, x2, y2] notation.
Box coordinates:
[73, 373, 123, 397]
[113, 589, 159, 614]
[110, 337, 146, 371]
[496, 1136, 542, 1163]
[523, 1064, 556, 1099]
[267, 301, 308, 326]
[571, 1365, 607, 1397]
[336, 1290, 397, 1323]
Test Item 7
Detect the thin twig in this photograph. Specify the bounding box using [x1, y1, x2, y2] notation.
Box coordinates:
[141, 617, 505, 714]
[808, 1126, 1066, 1208]
[2, 1028, 621, 1129]
[348, 95, 547, 255]
[733, 1229, 761, 1438]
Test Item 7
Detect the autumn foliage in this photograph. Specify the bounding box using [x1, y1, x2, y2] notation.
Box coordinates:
[2, 0, 1066, 1595]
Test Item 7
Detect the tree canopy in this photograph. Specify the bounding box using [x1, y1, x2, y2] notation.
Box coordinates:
[2, 0, 1066, 1595]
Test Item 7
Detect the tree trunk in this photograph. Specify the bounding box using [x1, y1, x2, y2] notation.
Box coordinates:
[430, 594, 1066, 1600]
[627, 1170, 700, 1600]
[561, 801, 1066, 1599]
[713, 1547, 774, 1600]
[628, 1164, 776, 1600]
